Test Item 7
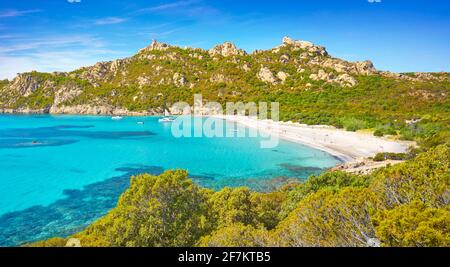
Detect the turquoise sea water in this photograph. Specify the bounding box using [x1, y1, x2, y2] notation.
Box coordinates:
[0, 115, 340, 246]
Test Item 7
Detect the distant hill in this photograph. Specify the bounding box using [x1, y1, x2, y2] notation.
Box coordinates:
[0, 36, 449, 145]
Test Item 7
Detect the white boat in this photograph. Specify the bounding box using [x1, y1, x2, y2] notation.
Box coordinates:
[137, 121, 145, 125]
[111, 116, 123, 120]
[158, 117, 175, 123]
[158, 108, 175, 123]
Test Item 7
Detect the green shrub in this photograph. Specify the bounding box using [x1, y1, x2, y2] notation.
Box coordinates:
[342, 118, 368, 132]
[374, 129, 384, 137]
[373, 201, 450, 247]
[373, 152, 408, 162]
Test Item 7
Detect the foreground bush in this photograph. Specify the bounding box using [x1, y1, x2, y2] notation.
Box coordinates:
[274, 188, 382, 247]
[75, 170, 211, 247]
[37, 145, 449, 247]
[373, 201, 450, 247]
[198, 224, 270, 247]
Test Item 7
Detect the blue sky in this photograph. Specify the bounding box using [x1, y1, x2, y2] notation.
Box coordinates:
[0, 0, 449, 79]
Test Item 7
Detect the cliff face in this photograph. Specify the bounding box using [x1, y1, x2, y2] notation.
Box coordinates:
[0, 36, 448, 115]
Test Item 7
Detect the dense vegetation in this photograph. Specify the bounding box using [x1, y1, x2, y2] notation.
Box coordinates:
[31, 144, 449, 247]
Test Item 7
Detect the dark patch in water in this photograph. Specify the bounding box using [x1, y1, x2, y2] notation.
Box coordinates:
[278, 163, 324, 176]
[0, 165, 164, 247]
[271, 149, 290, 155]
[69, 168, 86, 174]
[114, 164, 164, 175]
[202, 176, 300, 193]
[0, 139, 79, 149]
[0, 125, 155, 141]
[190, 174, 216, 181]
[55, 125, 95, 129]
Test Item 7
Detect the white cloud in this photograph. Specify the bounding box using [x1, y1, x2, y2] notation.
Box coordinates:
[0, 50, 121, 80]
[67, 0, 82, 3]
[0, 56, 36, 80]
[0, 34, 125, 79]
[0, 35, 105, 53]
[138, 28, 181, 38]
[135, 0, 200, 14]
[0, 9, 42, 18]
[95, 17, 127, 25]
[0, 34, 19, 40]
[132, 0, 220, 21]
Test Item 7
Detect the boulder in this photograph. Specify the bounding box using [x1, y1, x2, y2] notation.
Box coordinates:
[279, 54, 290, 63]
[276, 71, 290, 83]
[336, 74, 358, 87]
[282, 36, 313, 49]
[282, 36, 328, 56]
[208, 42, 246, 57]
[139, 39, 171, 53]
[355, 60, 377, 75]
[137, 76, 151, 87]
[210, 74, 230, 83]
[242, 64, 251, 72]
[257, 66, 279, 84]
[310, 69, 357, 87]
[173, 73, 187, 87]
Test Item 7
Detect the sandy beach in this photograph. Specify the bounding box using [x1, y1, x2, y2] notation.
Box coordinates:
[216, 115, 414, 163]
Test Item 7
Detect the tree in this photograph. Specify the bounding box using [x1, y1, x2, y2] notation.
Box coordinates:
[208, 187, 258, 228]
[76, 170, 211, 247]
[275, 188, 381, 247]
[24, 237, 67, 247]
[373, 201, 450, 247]
[197, 224, 270, 247]
[250, 191, 285, 230]
[280, 171, 371, 218]
[370, 145, 450, 209]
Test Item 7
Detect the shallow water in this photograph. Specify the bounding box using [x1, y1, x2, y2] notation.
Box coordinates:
[0, 115, 340, 246]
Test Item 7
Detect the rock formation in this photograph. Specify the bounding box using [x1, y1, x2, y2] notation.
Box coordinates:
[258, 66, 279, 84]
[310, 69, 358, 87]
[208, 42, 246, 57]
[139, 39, 172, 53]
[173, 73, 187, 87]
[281, 36, 328, 56]
[276, 71, 290, 83]
[8, 73, 42, 97]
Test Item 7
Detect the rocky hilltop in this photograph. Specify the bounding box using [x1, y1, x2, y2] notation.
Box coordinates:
[0, 36, 448, 116]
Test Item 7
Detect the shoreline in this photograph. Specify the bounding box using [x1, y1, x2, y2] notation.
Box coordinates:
[214, 115, 414, 163]
[0, 112, 415, 164]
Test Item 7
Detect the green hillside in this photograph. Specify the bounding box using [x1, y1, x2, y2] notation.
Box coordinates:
[1, 38, 449, 147]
